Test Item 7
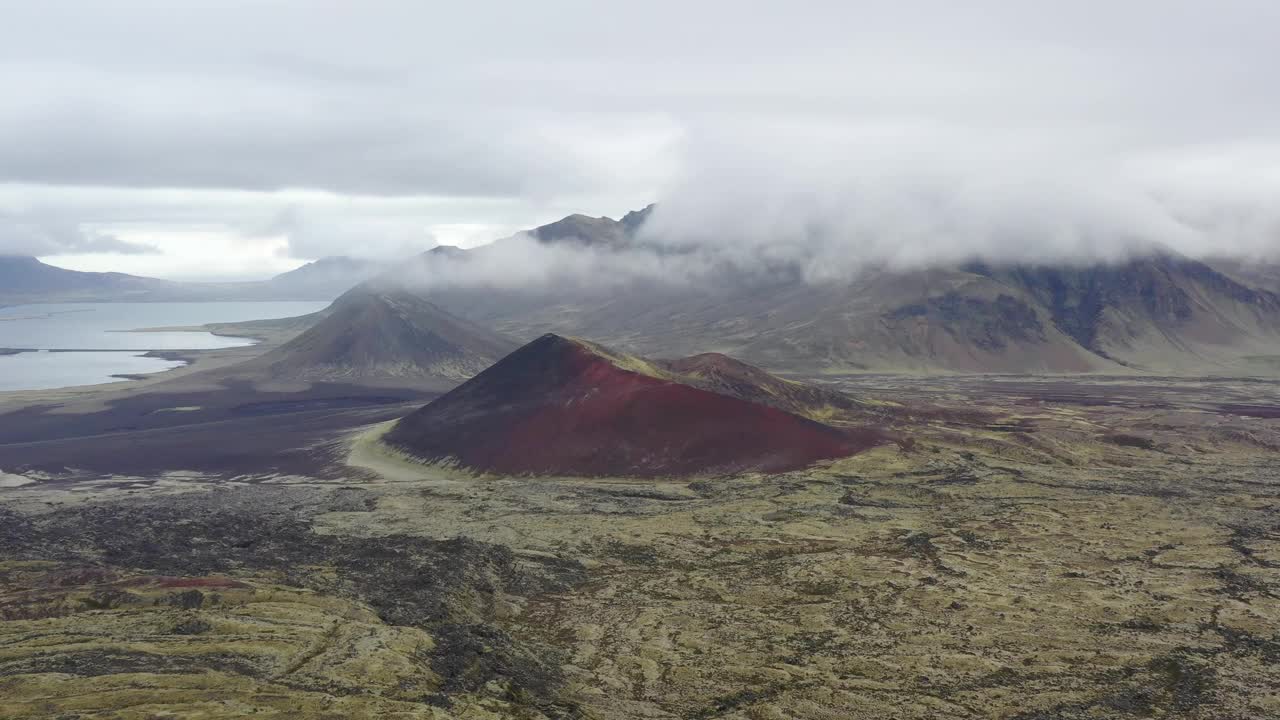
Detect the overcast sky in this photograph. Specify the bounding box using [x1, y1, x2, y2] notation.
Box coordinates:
[1, 1, 1278, 279]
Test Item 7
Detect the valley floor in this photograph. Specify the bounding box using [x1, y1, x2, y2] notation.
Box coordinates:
[1, 375, 1279, 718]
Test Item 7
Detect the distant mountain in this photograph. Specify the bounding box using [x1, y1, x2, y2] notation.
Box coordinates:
[380, 208, 1280, 373]
[1, 212, 658, 306]
[528, 214, 630, 247]
[692, 255, 1280, 373]
[963, 253, 1280, 369]
[248, 285, 517, 383]
[337, 207, 1280, 375]
[262, 256, 393, 298]
[422, 244, 469, 259]
[1207, 257, 1280, 294]
[29, 202, 1259, 376]
[506, 204, 655, 249]
[0, 255, 183, 304]
[408, 262, 1112, 373]
[385, 334, 879, 477]
[0, 254, 392, 305]
[729, 268, 1110, 373]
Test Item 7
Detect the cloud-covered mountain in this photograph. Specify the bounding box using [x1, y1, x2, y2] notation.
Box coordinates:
[372, 209, 1280, 375]
[9, 202, 1280, 376]
[1208, 258, 1280, 295]
[261, 256, 394, 298]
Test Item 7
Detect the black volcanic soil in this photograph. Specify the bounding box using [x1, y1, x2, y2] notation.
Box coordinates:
[0, 285, 513, 478]
[386, 335, 882, 477]
[0, 380, 435, 477]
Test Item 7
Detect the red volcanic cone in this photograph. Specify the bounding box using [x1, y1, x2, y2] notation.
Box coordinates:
[385, 334, 879, 478]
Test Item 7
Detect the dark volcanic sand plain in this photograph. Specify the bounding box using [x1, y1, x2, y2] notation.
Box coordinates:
[0, 328, 442, 478]
[2, 355, 1280, 717]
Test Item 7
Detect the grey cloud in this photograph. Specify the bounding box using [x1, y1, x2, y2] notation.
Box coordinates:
[0, 1, 1277, 272]
[0, 212, 160, 256]
[0, 185, 626, 266]
[258, 206, 435, 260]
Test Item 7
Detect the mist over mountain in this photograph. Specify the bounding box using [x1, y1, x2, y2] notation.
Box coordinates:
[10, 193, 1278, 376]
[3, 1, 1278, 373]
[637, 126, 1280, 274]
[264, 256, 393, 298]
[362, 206, 1280, 374]
[1209, 257, 1280, 294]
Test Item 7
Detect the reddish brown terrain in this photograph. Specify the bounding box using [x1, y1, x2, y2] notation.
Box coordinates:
[656, 351, 863, 418]
[385, 334, 880, 477]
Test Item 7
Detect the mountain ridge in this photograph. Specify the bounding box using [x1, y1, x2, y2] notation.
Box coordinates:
[0, 254, 389, 304]
[10, 202, 1280, 375]
[382, 223, 1280, 374]
[0, 255, 184, 304]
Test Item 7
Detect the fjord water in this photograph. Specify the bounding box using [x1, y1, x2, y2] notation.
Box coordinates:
[0, 351, 189, 391]
[0, 302, 327, 391]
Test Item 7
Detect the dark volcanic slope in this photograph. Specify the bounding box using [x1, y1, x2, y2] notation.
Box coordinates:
[1207, 257, 1280, 294]
[252, 286, 518, 382]
[526, 205, 654, 248]
[967, 252, 1280, 359]
[385, 334, 877, 477]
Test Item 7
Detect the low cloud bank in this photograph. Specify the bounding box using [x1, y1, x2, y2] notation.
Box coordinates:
[0, 211, 159, 257]
[381, 129, 1280, 295]
[639, 123, 1280, 279]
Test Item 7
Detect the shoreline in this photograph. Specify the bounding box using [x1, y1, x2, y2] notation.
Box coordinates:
[0, 345, 254, 353]
[0, 338, 277, 406]
[0, 313, 305, 400]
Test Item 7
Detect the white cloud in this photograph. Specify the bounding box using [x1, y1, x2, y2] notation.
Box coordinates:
[0, 210, 160, 257]
[47, 229, 299, 282]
